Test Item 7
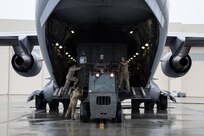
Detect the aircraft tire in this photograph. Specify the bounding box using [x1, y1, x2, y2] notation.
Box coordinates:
[62, 99, 70, 114]
[35, 94, 46, 110]
[157, 95, 167, 110]
[144, 101, 155, 111]
[131, 99, 140, 114]
[116, 103, 122, 123]
[80, 102, 89, 123]
[48, 100, 59, 111]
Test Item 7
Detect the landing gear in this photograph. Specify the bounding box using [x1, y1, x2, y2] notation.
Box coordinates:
[116, 103, 122, 123]
[80, 102, 90, 123]
[144, 101, 155, 111]
[35, 93, 47, 110]
[157, 94, 168, 110]
[131, 99, 140, 114]
[62, 99, 70, 114]
[112, 103, 122, 123]
[48, 100, 59, 111]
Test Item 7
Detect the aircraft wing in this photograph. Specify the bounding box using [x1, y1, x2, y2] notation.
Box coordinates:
[0, 32, 203, 84]
[166, 33, 204, 55]
[0, 32, 38, 46]
[166, 33, 204, 47]
[1, 32, 204, 47]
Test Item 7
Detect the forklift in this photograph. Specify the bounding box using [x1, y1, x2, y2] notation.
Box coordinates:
[80, 63, 122, 123]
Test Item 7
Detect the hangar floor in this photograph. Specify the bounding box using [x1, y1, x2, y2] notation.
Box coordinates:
[1, 95, 204, 136]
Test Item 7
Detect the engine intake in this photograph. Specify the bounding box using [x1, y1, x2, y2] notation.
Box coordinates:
[161, 52, 192, 77]
[11, 52, 42, 77]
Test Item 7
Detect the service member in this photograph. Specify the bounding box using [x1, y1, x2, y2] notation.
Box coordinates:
[65, 86, 83, 120]
[61, 63, 82, 95]
[118, 57, 130, 91]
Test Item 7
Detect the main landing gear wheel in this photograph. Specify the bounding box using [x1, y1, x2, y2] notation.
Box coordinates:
[144, 101, 155, 111]
[157, 94, 168, 110]
[113, 103, 122, 123]
[62, 99, 70, 114]
[48, 100, 59, 111]
[35, 93, 47, 110]
[116, 103, 122, 123]
[80, 102, 90, 123]
[131, 99, 140, 114]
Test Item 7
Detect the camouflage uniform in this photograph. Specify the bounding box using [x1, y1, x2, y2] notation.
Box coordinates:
[65, 87, 83, 119]
[61, 65, 82, 95]
[118, 61, 130, 90]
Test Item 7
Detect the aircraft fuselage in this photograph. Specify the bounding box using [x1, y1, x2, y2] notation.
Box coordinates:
[36, 0, 169, 88]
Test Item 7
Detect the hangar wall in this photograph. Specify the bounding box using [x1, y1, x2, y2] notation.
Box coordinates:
[1, 20, 204, 97]
[154, 47, 204, 97]
[0, 19, 35, 32]
[0, 46, 50, 95]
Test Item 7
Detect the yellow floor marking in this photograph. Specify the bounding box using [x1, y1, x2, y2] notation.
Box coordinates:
[99, 121, 105, 129]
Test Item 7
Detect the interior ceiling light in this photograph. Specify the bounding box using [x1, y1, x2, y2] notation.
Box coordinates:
[133, 55, 136, 57]
[145, 43, 149, 47]
[110, 73, 114, 78]
[66, 52, 68, 55]
[131, 58, 133, 60]
[96, 73, 100, 77]
[68, 55, 71, 57]
[141, 46, 145, 49]
[129, 31, 133, 34]
[71, 57, 73, 59]
[71, 30, 75, 34]
[59, 46, 62, 49]
[55, 43, 59, 46]
[136, 52, 139, 55]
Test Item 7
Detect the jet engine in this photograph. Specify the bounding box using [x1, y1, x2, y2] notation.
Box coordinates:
[161, 52, 192, 77]
[11, 52, 42, 77]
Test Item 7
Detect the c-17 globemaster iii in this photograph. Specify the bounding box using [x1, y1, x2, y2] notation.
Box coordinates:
[1, 0, 204, 122]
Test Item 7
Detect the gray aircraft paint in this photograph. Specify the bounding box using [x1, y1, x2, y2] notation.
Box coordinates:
[36, 0, 58, 86]
[34, 0, 169, 102]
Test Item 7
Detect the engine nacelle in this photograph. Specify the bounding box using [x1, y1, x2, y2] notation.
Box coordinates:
[161, 52, 192, 77]
[11, 52, 42, 77]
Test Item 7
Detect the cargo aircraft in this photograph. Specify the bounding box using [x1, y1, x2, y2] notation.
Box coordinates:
[1, 0, 204, 122]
